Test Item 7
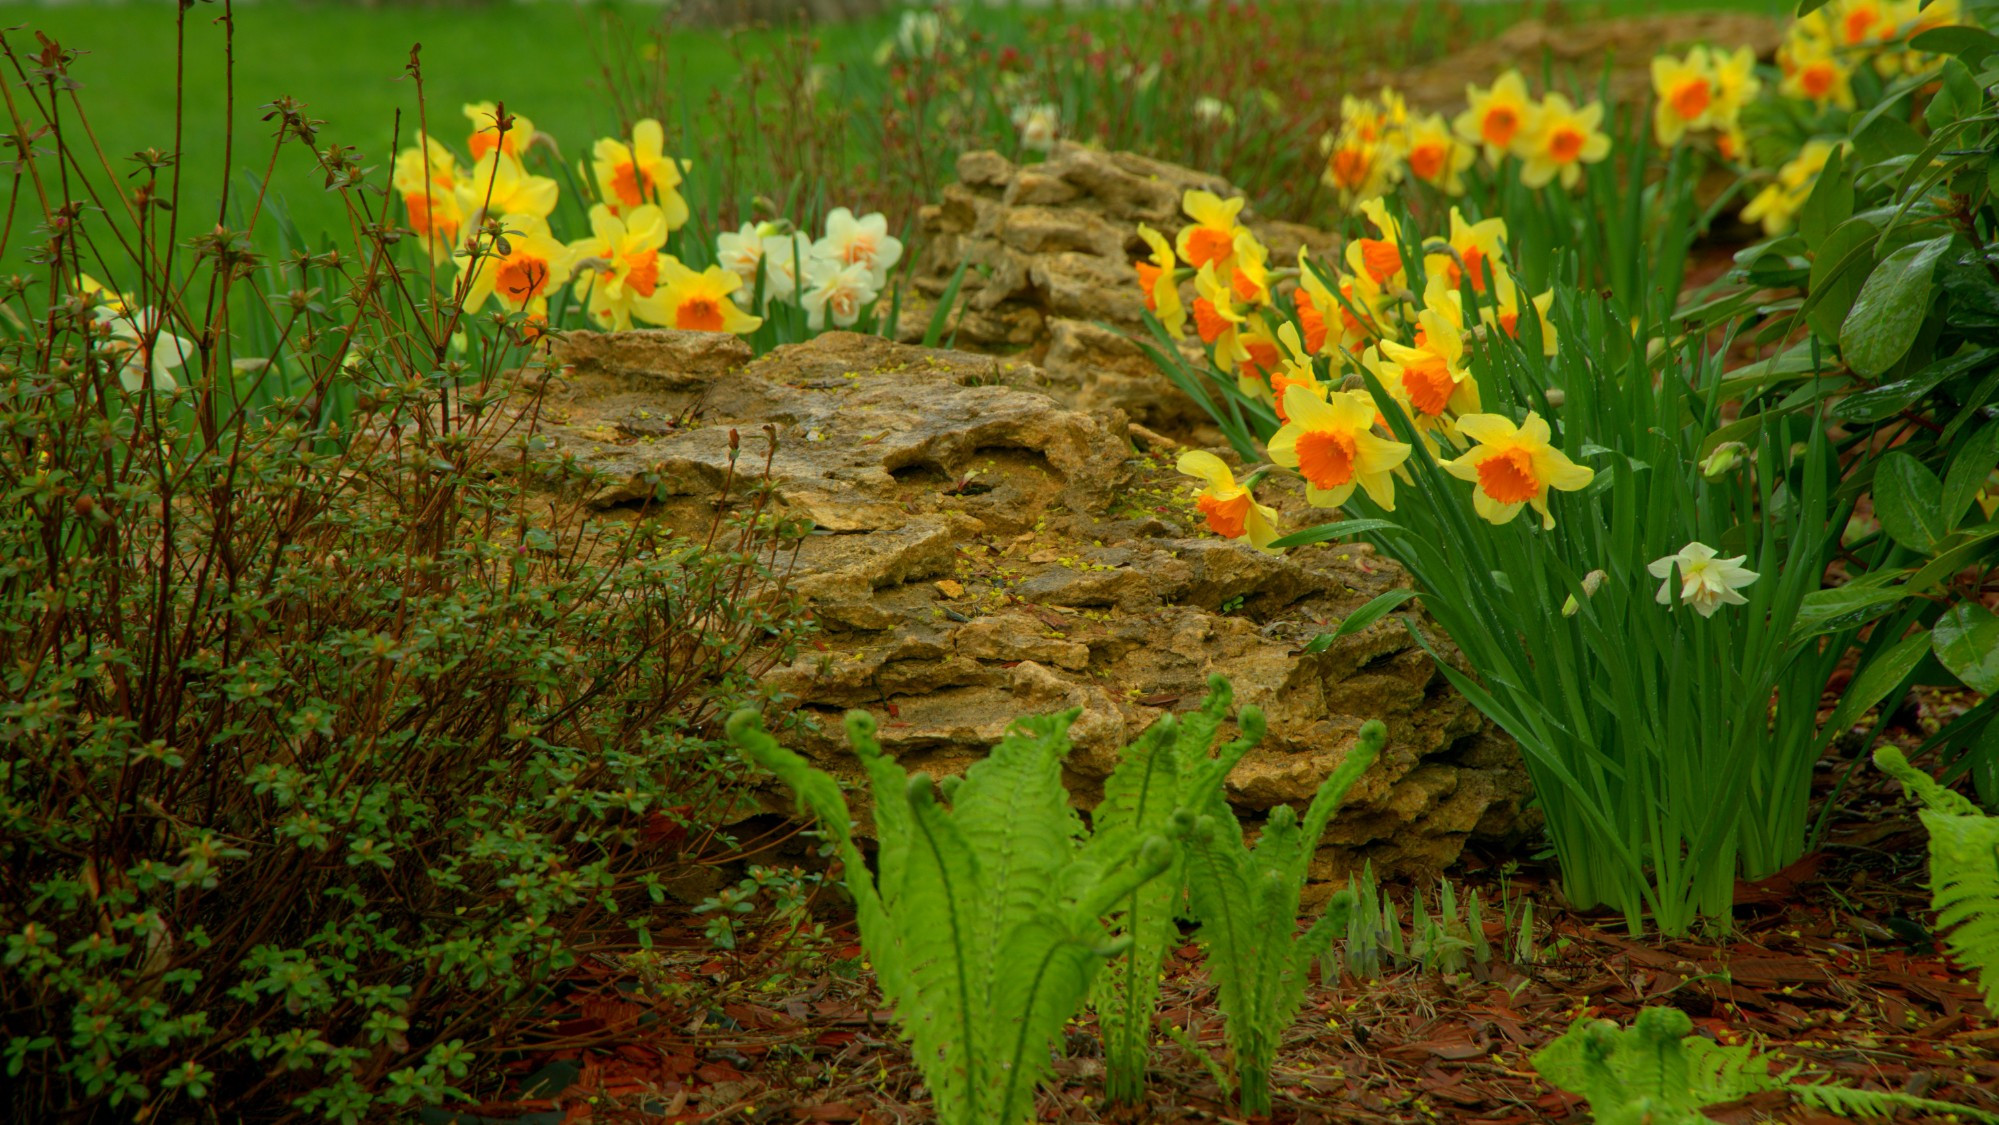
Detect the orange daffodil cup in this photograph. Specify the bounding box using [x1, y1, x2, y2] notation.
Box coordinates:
[1269, 387, 1411, 511]
[1176, 452, 1282, 553]
[1442, 412, 1594, 530]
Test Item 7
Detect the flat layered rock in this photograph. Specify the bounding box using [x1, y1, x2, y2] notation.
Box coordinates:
[532, 330, 1533, 880]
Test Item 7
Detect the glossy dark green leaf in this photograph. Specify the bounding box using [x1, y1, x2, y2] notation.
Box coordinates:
[1793, 582, 1913, 638]
[1943, 421, 1999, 531]
[1833, 345, 1999, 423]
[1933, 603, 1999, 693]
[1841, 236, 1950, 377]
[1805, 218, 1880, 343]
[1909, 24, 1999, 62]
[1800, 146, 1852, 247]
[1873, 450, 1947, 553]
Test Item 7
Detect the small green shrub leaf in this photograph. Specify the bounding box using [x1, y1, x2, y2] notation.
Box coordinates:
[1799, 146, 1851, 247]
[1805, 217, 1880, 342]
[1933, 604, 1999, 693]
[1943, 421, 1999, 531]
[1842, 237, 1951, 378]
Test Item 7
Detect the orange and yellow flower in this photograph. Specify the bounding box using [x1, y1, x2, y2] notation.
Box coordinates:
[1376, 295, 1479, 436]
[460, 213, 572, 319]
[1269, 386, 1412, 510]
[1135, 224, 1187, 336]
[635, 259, 763, 335]
[1454, 70, 1536, 166]
[1403, 112, 1474, 196]
[455, 151, 560, 225]
[1424, 209, 1509, 297]
[593, 119, 689, 228]
[1192, 262, 1250, 370]
[1177, 450, 1281, 552]
[1653, 47, 1719, 146]
[568, 203, 670, 332]
[1442, 412, 1594, 529]
[1518, 94, 1611, 189]
[464, 101, 536, 161]
[393, 137, 464, 263]
[1779, 37, 1856, 109]
[1176, 190, 1249, 276]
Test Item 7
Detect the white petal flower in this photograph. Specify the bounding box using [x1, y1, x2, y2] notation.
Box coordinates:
[1647, 541, 1759, 618]
[813, 207, 903, 291]
[100, 308, 193, 394]
[800, 259, 878, 330]
[758, 232, 814, 302]
[716, 222, 766, 297]
[1011, 103, 1060, 152]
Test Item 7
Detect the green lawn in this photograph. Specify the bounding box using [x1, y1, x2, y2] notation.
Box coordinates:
[4, 0, 1789, 260]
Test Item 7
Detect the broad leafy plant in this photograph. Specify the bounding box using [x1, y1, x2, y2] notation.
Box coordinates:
[1180, 717, 1384, 1115]
[726, 706, 1175, 1125]
[1532, 1005, 1997, 1124]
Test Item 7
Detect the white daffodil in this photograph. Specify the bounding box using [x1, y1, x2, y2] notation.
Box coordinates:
[813, 207, 903, 290]
[801, 258, 878, 330]
[98, 308, 194, 393]
[1012, 103, 1060, 152]
[758, 232, 815, 302]
[1648, 541, 1758, 618]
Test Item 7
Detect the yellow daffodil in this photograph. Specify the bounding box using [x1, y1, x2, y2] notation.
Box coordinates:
[1135, 224, 1187, 336]
[1741, 140, 1842, 236]
[1443, 412, 1594, 529]
[393, 137, 465, 263]
[1518, 94, 1611, 190]
[1192, 262, 1250, 370]
[1454, 69, 1536, 166]
[1487, 271, 1559, 357]
[464, 101, 535, 161]
[1267, 322, 1328, 420]
[1230, 229, 1272, 306]
[459, 213, 572, 318]
[1648, 542, 1759, 617]
[1653, 48, 1719, 145]
[568, 204, 670, 332]
[592, 119, 689, 228]
[1424, 208, 1509, 297]
[1709, 46, 1762, 126]
[1294, 249, 1339, 355]
[1177, 450, 1281, 552]
[1779, 37, 1856, 109]
[1320, 93, 1406, 206]
[1270, 386, 1411, 510]
[1833, 0, 1889, 46]
[1376, 301, 1479, 436]
[1238, 317, 1286, 401]
[1176, 190, 1248, 275]
[635, 259, 763, 335]
[456, 151, 559, 225]
[1346, 198, 1410, 289]
[1403, 112, 1474, 196]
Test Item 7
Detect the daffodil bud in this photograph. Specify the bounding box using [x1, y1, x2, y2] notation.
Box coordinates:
[1561, 569, 1607, 617]
[1700, 442, 1746, 479]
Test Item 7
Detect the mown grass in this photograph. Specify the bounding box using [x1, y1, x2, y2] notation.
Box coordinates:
[7, 0, 1788, 256]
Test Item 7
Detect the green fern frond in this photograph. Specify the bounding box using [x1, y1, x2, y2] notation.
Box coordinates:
[902, 772, 990, 1121]
[1876, 747, 1999, 1011]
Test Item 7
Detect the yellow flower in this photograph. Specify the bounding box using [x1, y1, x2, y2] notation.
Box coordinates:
[1653, 48, 1719, 145]
[634, 259, 763, 335]
[1376, 298, 1480, 436]
[1648, 542, 1759, 617]
[569, 204, 670, 332]
[1345, 198, 1410, 290]
[592, 119, 689, 228]
[456, 151, 559, 225]
[394, 137, 465, 263]
[1320, 92, 1406, 206]
[1402, 112, 1474, 196]
[1269, 387, 1412, 510]
[1192, 262, 1249, 370]
[1453, 69, 1536, 166]
[1740, 140, 1841, 236]
[1487, 271, 1559, 357]
[1423, 208, 1509, 297]
[1709, 46, 1762, 127]
[464, 101, 535, 161]
[459, 213, 572, 318]
[1779, 37, 1856, 109]
[1135, 224, 1187, 336]
[1176, 190, 1248, 275]
[1176, 450, 1281, 552]
[1442, 412, 1594, 529]
[1518, 94, 1611, 190]
[1230, 229, 1272, 307]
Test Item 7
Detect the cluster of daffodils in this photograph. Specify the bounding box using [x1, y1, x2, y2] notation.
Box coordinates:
[1780, 0, 1962, 105]
[1317, 75, 1612, 206]
[1740, 140, 1845, 236]
[1141, 190, 1597, 545]
[713, 209, 905, 330]
[78, 275, 196, 395]
[392, 106, 757, 337]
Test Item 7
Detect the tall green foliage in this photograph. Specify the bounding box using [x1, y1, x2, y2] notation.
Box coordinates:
[1181, 718, 1385, 1115]
[1533, 1006, 1996, 1125]
[1088, 678, 1261, 1105]
[725, 707, 1174, 1125]
[1874, 748, 1999, 1011]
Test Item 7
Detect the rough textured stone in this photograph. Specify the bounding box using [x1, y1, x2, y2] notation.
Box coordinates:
[534, 330, 1533, 880]
[901, 145, 1336, 429]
